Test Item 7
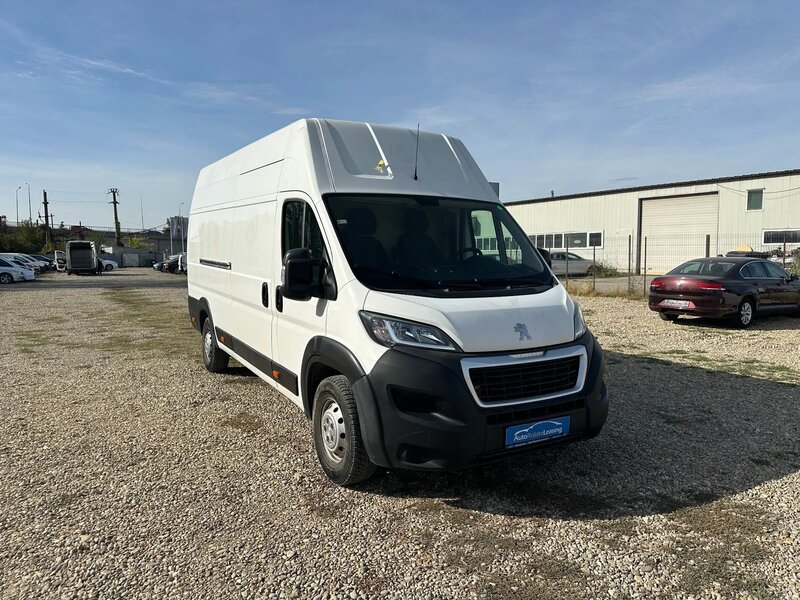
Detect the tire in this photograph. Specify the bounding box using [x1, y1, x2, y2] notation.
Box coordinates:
[312, 375, 376, 486]
[201, 317, 230, 373]
[735, 298, 755, 328]
[0, 272, 13, 284]
[659, 312, 678, 321]
[104, 264, 113, 272]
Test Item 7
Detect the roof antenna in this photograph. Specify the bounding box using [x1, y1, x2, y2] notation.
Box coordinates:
[413, 123, 420, 181]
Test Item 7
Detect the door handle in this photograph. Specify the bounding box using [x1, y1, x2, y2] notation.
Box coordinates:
[261, 282, 269, 307]
[276, 286, 283, 313]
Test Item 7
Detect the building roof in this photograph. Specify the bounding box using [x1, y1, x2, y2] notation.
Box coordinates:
[505, 168, 800, 206]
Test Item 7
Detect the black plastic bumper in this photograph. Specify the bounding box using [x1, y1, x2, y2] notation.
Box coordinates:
[353, 330, 608, 471]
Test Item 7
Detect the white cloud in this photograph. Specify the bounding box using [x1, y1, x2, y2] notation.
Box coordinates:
[274, 107, 310, 116]
[627, 71, 765, 106]
[182, 82, 279, 107]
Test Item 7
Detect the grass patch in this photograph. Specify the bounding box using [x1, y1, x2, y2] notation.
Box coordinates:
[565, 281, 646, 299]
[13, 330, 54, 353]
[221, 411, 263, 433]
[669, 499, 776, 597]
[100, 288, 196, 359]
[641, 351, 800, 385]
[41, 315, 68, 324]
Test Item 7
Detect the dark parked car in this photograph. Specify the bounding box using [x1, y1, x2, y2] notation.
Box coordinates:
[161, 253, 185, 273]
[649, 257, 800, 327]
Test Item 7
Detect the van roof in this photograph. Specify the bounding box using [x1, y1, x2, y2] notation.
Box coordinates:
[192, 118, 498, 211]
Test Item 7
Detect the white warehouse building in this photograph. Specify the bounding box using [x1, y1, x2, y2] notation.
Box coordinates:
[505, 169, 800, 275]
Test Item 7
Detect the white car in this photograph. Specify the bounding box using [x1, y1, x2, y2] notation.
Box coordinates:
[550, 252, 594, 277]
[21, 254, 50, 271]
[0, 257, 36, 283]
[99, 258, 119, 272]
[0, 253, 42, 274]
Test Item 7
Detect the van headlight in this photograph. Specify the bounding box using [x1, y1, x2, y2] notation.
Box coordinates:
[359, 311, 458, 351]
[573, 304, 587, 339]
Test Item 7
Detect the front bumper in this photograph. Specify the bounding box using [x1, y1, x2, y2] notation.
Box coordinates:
[353, 330, 608, 471]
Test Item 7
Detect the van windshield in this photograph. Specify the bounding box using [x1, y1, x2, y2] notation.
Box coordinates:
[324, 194, 553, 295]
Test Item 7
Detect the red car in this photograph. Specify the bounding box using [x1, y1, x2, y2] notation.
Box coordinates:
[649, 257, 800, 328]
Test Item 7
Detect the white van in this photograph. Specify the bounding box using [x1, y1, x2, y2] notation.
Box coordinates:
[65, 240, 98, 275]
[188, 118, 608, 486]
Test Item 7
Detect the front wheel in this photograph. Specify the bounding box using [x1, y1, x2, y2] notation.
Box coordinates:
[201, 317, 230, 373]
[735, 299, 755, 328]
[313, 375, 376, 486]
[104, 264, 113, 272]
[0, 273, 13, 284]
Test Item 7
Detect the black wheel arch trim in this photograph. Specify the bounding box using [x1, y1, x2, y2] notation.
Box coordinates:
[301, 336, 367, 415]
[301, 336, 391, 468]
[188, 295, 211, 332]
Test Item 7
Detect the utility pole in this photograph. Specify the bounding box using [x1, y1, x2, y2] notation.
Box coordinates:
[140, 197, 144, 231]
[42, 190, 51, 245]
[178, 202, 185, 253]
[109, 188, 122, 246]
[26, 183, 31, 221]
[15, 186, 21, 223]
[168, 217, 174, 255]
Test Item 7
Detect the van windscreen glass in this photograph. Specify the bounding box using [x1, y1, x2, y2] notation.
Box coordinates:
[324, 194, 553, 295]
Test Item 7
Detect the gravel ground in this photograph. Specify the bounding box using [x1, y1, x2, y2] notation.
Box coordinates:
[1, 270, 798, 599]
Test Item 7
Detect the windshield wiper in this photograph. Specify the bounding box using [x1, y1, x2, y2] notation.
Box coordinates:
[352, 264, 445, 289]
[483, 276, 553, 288]
[442, 276, 552, 290]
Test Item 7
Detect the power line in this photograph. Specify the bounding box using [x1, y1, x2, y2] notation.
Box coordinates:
[717, 183, 800, 195]
[44, 189, 108, 195]
[47, 198, 108, 204]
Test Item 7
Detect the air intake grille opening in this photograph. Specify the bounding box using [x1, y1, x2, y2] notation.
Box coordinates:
[470, 356, 580, 403]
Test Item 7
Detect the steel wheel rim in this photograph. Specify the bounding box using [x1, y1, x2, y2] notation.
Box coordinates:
[740, 303, 752, 325]
[204, 330, 213, 361]
[319, 396, 347, 465]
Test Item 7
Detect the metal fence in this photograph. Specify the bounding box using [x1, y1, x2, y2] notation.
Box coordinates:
[548, 233, 800, 277]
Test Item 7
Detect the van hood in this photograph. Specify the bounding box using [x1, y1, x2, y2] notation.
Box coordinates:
[363, 285, 578, 353]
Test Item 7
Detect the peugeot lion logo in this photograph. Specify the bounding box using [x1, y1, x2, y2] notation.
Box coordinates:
[514, 322, 531, 341]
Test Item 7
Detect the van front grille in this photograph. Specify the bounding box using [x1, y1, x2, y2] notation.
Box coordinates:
[469, 356, 580, 403]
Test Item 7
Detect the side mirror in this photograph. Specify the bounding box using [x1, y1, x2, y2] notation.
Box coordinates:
[282, 248, 322, 301]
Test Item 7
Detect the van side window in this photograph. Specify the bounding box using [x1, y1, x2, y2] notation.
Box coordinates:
[282, 200, 325, 259]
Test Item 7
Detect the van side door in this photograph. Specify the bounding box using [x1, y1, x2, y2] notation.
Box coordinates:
[226, 199, 277, 371]
[273, 195, 333, 403]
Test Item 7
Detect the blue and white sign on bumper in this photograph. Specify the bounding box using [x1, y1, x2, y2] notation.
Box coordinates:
[505, 417, 571, 448]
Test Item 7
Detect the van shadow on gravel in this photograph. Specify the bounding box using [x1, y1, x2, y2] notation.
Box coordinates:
[360, 351, 800, 520]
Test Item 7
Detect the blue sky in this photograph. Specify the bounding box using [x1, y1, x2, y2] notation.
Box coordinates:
[1, 1, 799, 228]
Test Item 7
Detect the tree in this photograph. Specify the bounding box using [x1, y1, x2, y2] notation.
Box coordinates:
[11, 221, 46, 253]
[126, 235, 153, 250]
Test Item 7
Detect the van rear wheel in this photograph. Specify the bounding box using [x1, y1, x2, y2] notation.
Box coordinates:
[201, 317, 230, 373]
[313, 375, 376, 486]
